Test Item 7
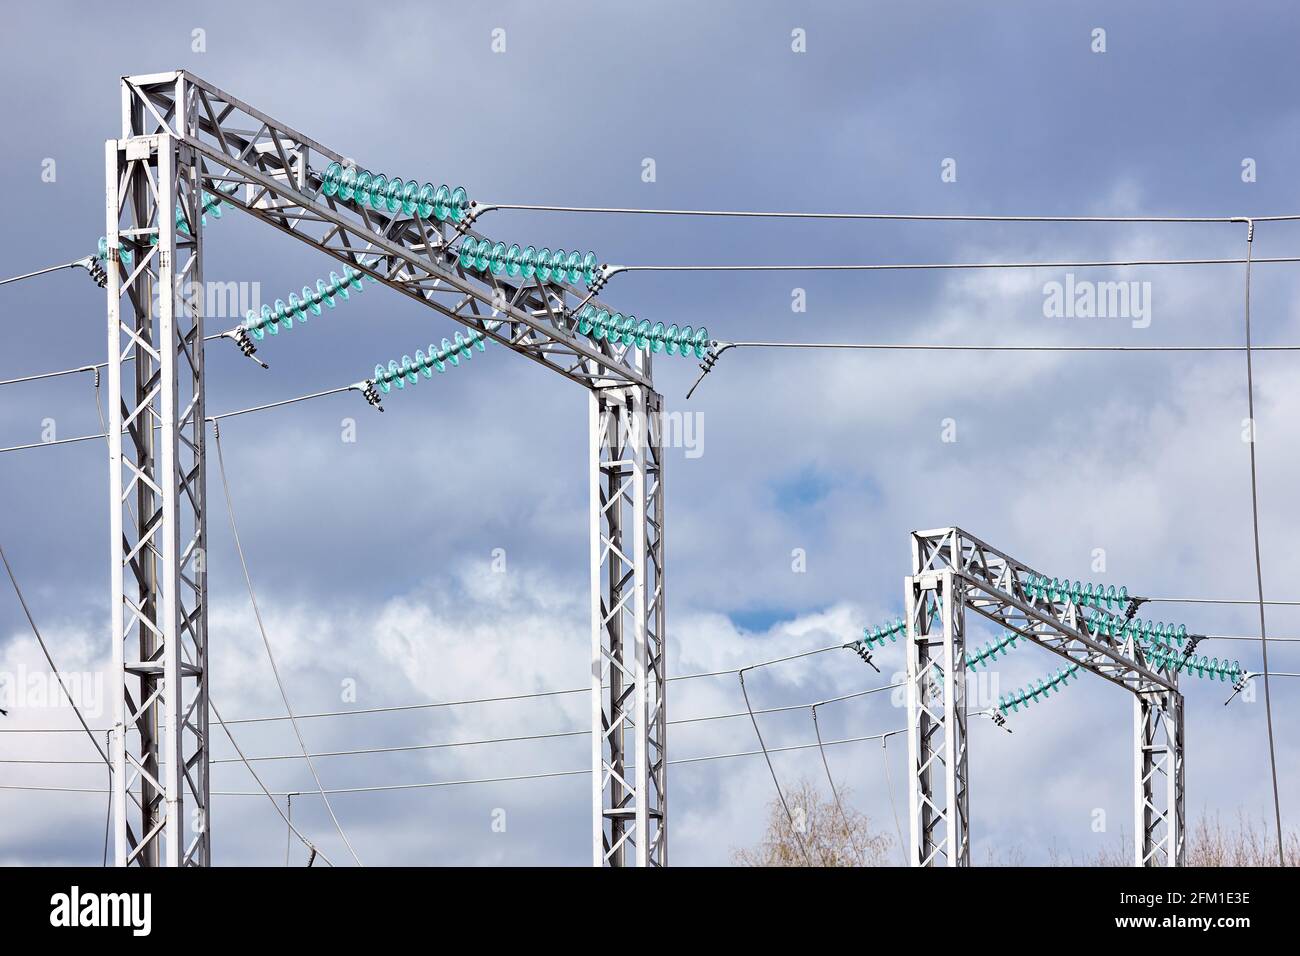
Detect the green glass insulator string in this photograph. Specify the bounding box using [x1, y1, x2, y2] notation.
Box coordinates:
[856, 616, 908, 653]
[966, 632, 1021, 668]
[242, 266, 370, 340]
[456, 236, 601, 288]
[997, 663, 1082, 715]
[576, 304, 709, 358]
[320, 162, 470, 225]
[1024, 574, 1131, 611]
[1146, 646, 1243, 683]
[372, 328, 492, 394]
[174, 186, 235, 236]
[852, 601, 947, 658]
[1085, 610, 1188, 650]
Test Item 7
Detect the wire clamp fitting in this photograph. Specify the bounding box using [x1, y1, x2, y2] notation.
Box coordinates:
[359, 380, 384, 412]
[1224, 670, 1255, 706]
[221, 327, 269, 369]
[77, 256, 108, 288]
[849, 642, 880, 672]
[685, 341, 729, 400]
[977, 707, 1013, 733]
[588, 267, 612, 294]
[1123, 596, 1147, 621]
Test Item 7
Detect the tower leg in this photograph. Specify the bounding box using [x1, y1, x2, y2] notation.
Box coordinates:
[1134, 689, 1184, 866]
[590, 386, 666, 866]
[106, 114, 209, 866]
[906, 566, 969, 866]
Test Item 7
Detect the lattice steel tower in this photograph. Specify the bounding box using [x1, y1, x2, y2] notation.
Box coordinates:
[905, 527, 1184, 867]
[106, 71, 666, 866]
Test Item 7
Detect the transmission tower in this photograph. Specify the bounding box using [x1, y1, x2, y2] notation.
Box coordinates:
[106, 70, 666, 866]
[904, 527, 1184, 867]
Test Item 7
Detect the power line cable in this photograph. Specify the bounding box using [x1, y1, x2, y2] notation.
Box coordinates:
[207, 640, 850, 727]
[810, 702, 861, 864]
[880, 734, 908, 865]
[686, 340, 1300, 399]
[713, 341, 1300, 354]
[0, 432, 110, 455]
[0, 729, 907, 798]
[102, 731, 111, 867]
[479, 202, 1250, 224]
[1200, 636, 1300, 644]
[207, 385, 364, 423]
[0, 330, 242, 394]
[609, 254, 1300, 277]
[11, 630, 1298, 740]
[213, 423, 363, 866]
[207, 688, 904, 765]
[738, 667, 813, 865]
[0, 383, 369, 456]
[2, 686, 904, 764]
[0, 364, 101, 389]
[1239, 221, 1285, 866]
[0, 257, 102, 288]
[0, 540, 110, 768]
[1145, 597, 1300, 608]
[208, 695, 334, 866]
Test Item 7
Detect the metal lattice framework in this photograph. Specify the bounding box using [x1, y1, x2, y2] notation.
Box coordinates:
[590, 387, 667, 865]
[121, 71, 648, 391]
[905, 527, 1184, 867]
[105, 126, 210, 866]
[108, 70, 665, 866]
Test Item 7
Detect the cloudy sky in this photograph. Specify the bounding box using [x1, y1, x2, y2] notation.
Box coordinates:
[1, 1, 1298, 866]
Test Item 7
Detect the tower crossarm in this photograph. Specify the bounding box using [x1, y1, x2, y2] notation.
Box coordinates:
[120, 70, 650, 392]
[912, 527, 1177, 695]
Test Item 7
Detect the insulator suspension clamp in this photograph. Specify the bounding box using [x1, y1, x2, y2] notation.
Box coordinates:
[360, 380, 384, 411]
[221, 327, 269, 369]
[233, 328, 257, 358]
[79, 256, 108, 289]
[698, 345, 723, 375]
[849, 643, 879, 672]
[982, 708, 1011, 732]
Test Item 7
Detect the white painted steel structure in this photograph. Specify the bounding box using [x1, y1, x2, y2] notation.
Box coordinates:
[107, 71, 665, 866]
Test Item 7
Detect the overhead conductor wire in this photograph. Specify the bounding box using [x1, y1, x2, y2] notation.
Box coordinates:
[213, 422, 363, 866]
[1239, 220, 1285, 865]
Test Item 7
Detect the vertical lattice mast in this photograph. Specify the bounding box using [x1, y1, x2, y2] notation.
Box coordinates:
[905, 562, 970, 866]
[591, 384, 667, 866]
[1135, 687, 1185, 866]
[106, 75, 209, 867]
